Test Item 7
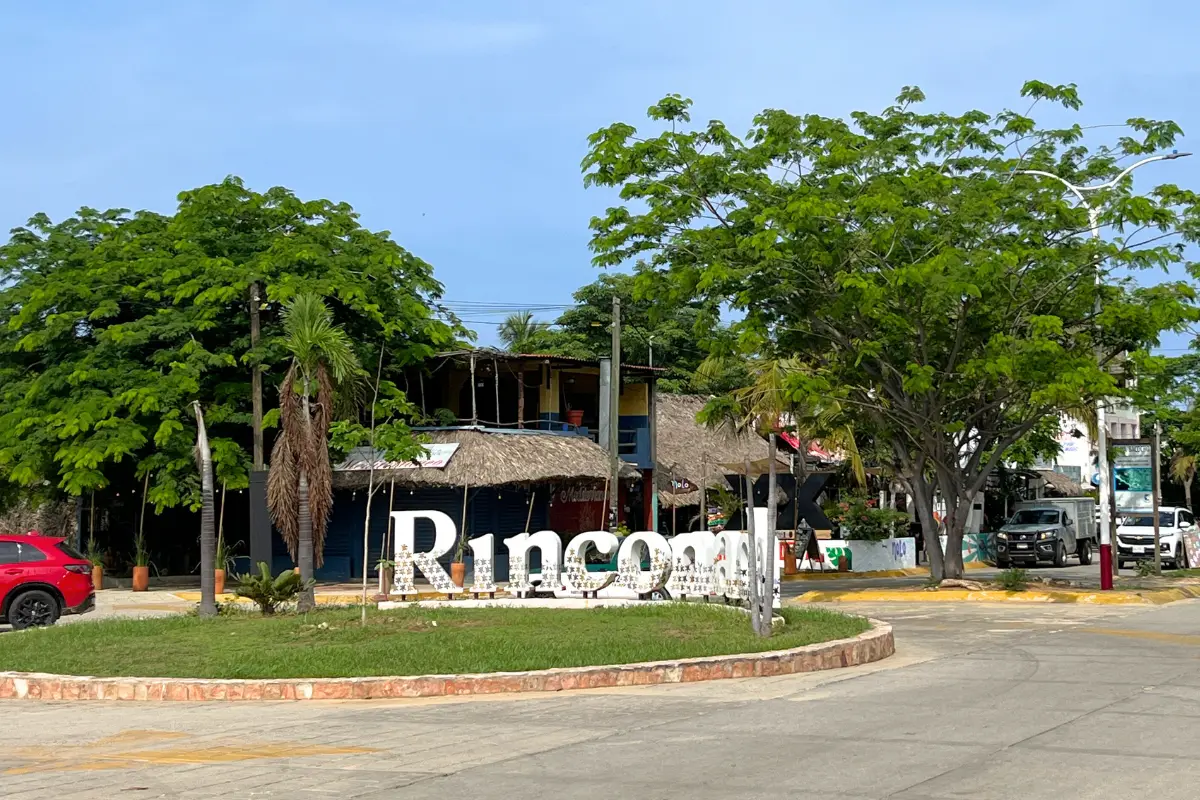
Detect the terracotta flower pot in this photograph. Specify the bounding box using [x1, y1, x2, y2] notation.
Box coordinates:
[132, 565, 149, 592]
[214, 568, 226, 596]
[91, 565, 103, 591]
[450, 561, 466, 588]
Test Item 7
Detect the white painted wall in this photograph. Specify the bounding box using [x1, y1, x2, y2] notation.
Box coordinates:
[798, 538, 917, 572]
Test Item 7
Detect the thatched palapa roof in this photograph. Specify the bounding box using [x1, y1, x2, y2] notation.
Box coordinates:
[1036, 469, 1086, 496]
[655, 395, 787, 508]
[333, 428, 640, 490]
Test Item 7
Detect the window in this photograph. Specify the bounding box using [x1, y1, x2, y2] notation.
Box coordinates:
[1120, 512, 1175, 527]
[18, 542, 46, 562]
[1010, 510, 1061, 526]
[1182, 510, 1195, 526]
[55, 542, 86, 560]
[1055, 465, 1083, 483]
[0, 542, 19, 564]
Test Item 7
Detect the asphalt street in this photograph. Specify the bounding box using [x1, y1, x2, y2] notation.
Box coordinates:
[5, 597, 1200, 799]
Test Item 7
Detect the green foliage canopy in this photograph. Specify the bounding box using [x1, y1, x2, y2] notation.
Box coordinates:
[583, 82, 1200, 577]
[0, 177, 459, 510]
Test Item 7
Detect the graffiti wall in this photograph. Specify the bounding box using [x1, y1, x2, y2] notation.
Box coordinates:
[798, 538, 917, 572]
[797, 534, 996, 572]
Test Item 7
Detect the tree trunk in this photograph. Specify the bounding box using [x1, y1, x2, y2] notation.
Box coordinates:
[744, 459, 762, 636]
[250, 282, 264, 470]
[909, 475, 945, 582]
[193, 402, 217, 618]
[764, 433, 778, 635]
[1186, 479, 1193, 515]
[297, 469, 315, 612]
[360, 481, 374, 625]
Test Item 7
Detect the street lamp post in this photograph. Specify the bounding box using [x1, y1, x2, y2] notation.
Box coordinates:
[1015, 152, 1191, 590]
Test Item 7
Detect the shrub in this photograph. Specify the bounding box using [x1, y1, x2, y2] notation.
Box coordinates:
[234, 562, 311, 615]
[823, 493, 909, 541]
[997, 568, 1029, 591]
[1136, 560, 1159, 578]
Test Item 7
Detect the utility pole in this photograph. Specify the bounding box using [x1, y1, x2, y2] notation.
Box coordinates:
[1016, 151, 1190, 590]
[250, 282, 264, 470]
[608, 296, 621, 532]
[1154, 422, 1163, 574]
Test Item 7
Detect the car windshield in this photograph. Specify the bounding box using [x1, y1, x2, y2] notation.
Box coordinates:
[1009, 510, 1060, 526]
[1120, 512, 1175, 527]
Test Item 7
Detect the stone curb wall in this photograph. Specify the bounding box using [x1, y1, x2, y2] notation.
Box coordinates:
[0, 621, 892, 702]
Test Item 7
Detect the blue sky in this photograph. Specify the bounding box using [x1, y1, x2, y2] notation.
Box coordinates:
[3, 0, 1199, 349]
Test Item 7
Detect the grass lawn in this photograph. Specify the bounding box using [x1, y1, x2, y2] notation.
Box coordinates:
[1161, 568, 1200, 578]
[0, 605, 868, 679]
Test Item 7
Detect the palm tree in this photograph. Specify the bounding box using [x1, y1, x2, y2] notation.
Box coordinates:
[267, 294, 361, 611]
[699, 354, 867, 634]
[193, 401, 217, 617]
[498, 311, 548, 353]
[1171, 450, 1196, 513]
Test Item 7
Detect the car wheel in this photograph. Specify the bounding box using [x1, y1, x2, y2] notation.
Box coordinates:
[1077, 540, 1093, 566]
[9, 589, 59, 630]
[1178, 544, 1189, 570]
[648, 588, 672, 602]
[1053, 542, 1067, 568]
[996, 557, 1010, 569]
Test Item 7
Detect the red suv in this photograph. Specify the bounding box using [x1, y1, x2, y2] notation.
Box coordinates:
[0, 535, 95, 630]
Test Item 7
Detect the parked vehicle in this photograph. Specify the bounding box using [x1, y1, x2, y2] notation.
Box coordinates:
[996, 498, 1097, 568]
[1116, 507, 1195, 569]
[0, 535, 95, 630]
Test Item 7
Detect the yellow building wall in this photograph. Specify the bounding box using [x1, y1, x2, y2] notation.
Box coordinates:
[539, 366, 560, 415]
[619, 382, 649, 416]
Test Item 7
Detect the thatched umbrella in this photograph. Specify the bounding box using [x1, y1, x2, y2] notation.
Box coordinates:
[654, 395, 785, 514]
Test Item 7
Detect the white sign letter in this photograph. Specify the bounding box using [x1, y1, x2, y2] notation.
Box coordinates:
[666, 531, 715, 599]
[467, 534, 496, 594]
[562, 531, 619, 594]
[616, 531, 673, 594]
[504, 530, 563, 597]
[392, 510, 462, 595]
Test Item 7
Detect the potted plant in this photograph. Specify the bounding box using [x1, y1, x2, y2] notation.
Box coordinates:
[214, 536, 229, 596]
[375, 558, 396, 601]
[131, 528, 150, 591]
[451, 537, 467, 587]
[86, 535, 104, 590]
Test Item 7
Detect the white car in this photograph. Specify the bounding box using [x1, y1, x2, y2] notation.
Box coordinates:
[1116, 507, 1195, 569]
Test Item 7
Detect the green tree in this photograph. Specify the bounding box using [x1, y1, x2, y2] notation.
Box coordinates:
[267, 295, 361, 611]
[497, 310, 550, 352]
[0, 178, 459, 520]
[534, 273, 743, 393]
[583, 84, 1199, 581]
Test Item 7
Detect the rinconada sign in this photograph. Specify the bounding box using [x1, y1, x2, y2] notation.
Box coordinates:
[390, 508, 782, 605]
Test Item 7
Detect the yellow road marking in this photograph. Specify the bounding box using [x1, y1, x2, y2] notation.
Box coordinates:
[1077, 628, 1200, 646]
[6, 730, 376, 775]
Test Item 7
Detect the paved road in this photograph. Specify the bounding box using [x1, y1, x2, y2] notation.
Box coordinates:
[6, 598, 1200, 798]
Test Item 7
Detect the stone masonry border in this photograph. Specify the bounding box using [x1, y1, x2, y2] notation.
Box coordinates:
[0, 621, 893, 702]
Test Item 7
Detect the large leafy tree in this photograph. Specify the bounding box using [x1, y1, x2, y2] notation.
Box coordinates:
[583, 83, 1199, 580]
[0, 178, 458, 519]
